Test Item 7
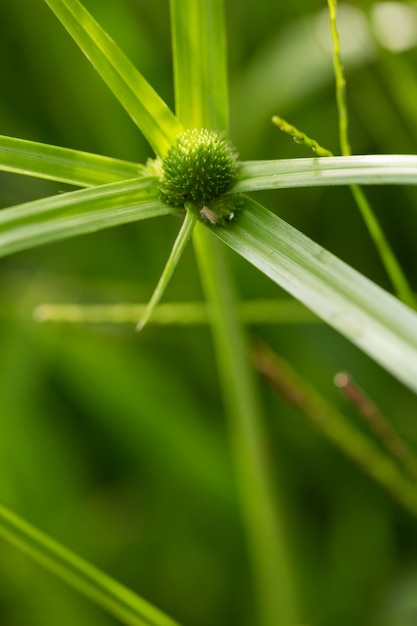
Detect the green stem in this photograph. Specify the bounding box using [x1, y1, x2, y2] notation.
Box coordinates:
[349, 184, 416, 309]
[33, 298, 317, 326]
[0, 503, 181, 626]
[253, 341, 417, 517]
[272, 115, 333, 157]
[170, 0, 298, 619]
[327, 0, 350, 157]
[328, 0, 416, 308]
[193, 224, 299, 626]
[334, 372, 417, 484]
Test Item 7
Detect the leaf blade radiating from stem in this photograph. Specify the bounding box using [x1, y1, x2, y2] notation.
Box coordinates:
[235, 155, 417, 192]
[43, 0, 182, 157]
[0, 135, 141, 187]
[0, 502, 182, 626]
[0, 177, 174, 258]
[170, 0, 229, 130]
[213, 198, 417, 395]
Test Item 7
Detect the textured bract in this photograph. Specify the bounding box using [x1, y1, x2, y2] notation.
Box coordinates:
[160, 129, 238, 222]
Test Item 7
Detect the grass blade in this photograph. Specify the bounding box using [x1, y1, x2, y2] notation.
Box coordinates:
[349, 183, 416, 308]
[33, 298, 316, 325]
[0, 177, 174, 258]
[326, 0, 415, 308]
[170, 0, 229, 130]
[268, 122, 416, 308]
[43, 0, 182, 157]
[327, 0, 351, 157]
[252, 341, 417, 517]
[272, 115, 333, 157]
[235, 155, 417, 191]
[136, 208, 196, 331]
[0, 502, 182, 626]
[0, 135, 141, 187]
[213, 197, 417, 395]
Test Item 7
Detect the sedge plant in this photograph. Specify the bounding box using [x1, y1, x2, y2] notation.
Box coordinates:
[1, 1, 417, 626]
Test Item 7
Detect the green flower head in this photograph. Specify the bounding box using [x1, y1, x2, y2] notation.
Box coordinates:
[160, 128, 238, 223]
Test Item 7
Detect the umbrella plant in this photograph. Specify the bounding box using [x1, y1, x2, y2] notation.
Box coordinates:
[1, 1, 417, 625]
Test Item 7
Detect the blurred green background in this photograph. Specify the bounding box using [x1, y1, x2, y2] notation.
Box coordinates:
[1, 1, 417, 625]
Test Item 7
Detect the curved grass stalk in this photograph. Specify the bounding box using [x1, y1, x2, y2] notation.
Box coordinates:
[33, 298, 317, 325]
[327, 0, 350, 157]
[252, 341, 417, 517]
[272, 115, 333, 156]
[0, 503, 182, 626]
[349, 184, 416, 308]
[327, 0, 415, 308]
[334, 372, 417, 483]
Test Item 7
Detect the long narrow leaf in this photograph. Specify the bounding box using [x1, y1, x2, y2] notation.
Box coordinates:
[33, 299, 316, 325]
[252, 342, 417, 517]
[235, 155, 417, 191]
[170, 0, 229, 130]
[0, 502, 181, 626]
[0, 135, 141, 187]
[0, 177, 175, 258]
[239, 154, 417, 307]
[43, 0, 182, 157]
[136, 208, 196, 331]
[213, 198, 417, 395]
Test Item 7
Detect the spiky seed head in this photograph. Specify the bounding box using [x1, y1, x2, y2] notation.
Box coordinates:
[160, 129, 237, 208]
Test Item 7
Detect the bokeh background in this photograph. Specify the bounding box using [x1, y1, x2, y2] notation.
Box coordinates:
[1, 1, 417, 625]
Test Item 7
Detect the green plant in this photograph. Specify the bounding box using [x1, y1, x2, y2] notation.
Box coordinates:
[1, 1, 417, 625]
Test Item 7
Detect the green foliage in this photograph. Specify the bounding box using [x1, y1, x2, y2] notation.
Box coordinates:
[1, 1, 417, 626]
[43, 0, 182, 157]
